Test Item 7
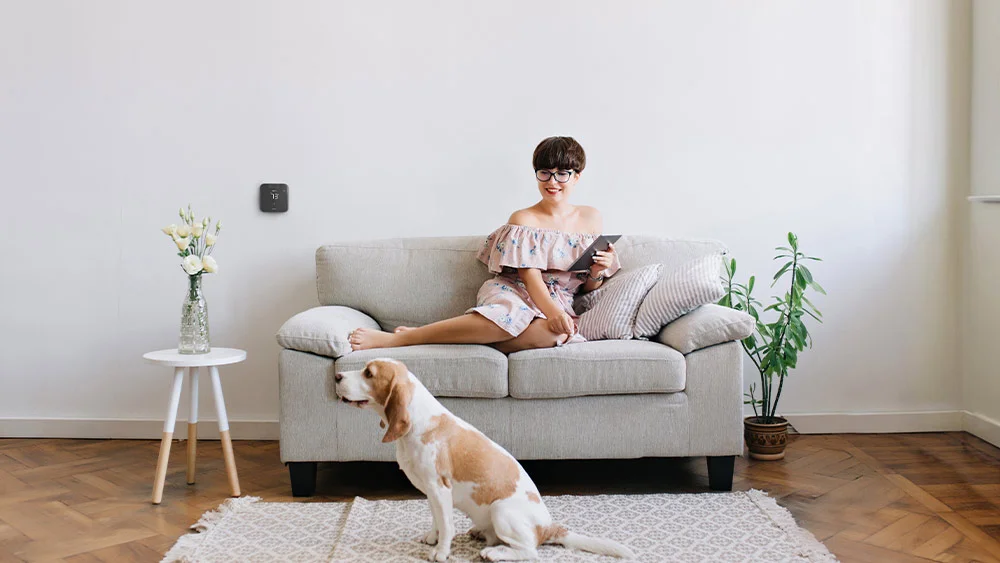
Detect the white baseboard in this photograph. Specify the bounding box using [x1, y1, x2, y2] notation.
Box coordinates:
[962, 411, 1000, 448]
[0, 418, 279, 440]
[782, 411, 964, 434]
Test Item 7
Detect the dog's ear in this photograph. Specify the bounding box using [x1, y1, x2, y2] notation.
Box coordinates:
[381, 367, 413, 443]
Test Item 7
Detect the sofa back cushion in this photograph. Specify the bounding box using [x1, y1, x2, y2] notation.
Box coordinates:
[316, 237, 487, 330]
[316, 235, 726, 330]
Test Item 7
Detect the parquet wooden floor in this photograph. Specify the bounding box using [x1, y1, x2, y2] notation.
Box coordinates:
[0, 432, 997, 562]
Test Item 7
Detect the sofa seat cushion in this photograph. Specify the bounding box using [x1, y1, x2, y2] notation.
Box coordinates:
[334, 344, 508, 398]
[507, 340, 686, 399]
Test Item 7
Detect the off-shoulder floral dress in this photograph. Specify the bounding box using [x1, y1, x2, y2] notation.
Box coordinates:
[467, 224, 622, 340]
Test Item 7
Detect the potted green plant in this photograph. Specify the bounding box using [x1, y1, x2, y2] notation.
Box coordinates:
[719, 233, 824, 460]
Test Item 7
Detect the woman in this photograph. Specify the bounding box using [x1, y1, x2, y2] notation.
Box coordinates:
[349, 136, 620, 353]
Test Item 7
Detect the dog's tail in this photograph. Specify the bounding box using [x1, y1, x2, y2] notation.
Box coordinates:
[543, 525, 635, 559]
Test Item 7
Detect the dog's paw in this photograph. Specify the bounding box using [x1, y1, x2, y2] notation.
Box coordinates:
[468, 527, 485, 541]
[428, 545, 450, 562]
[421, 529, 438, 545]
[479, 546, 506, 561]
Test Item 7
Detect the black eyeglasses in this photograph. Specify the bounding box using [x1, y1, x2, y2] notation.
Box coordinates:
[535, 169, 575, 183]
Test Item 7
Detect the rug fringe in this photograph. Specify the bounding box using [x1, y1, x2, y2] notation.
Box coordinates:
[747, 489, 839, 562]
[160, 496, 262, 563]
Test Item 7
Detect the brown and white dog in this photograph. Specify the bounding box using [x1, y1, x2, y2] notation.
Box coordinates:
[334, 358, 635, 562]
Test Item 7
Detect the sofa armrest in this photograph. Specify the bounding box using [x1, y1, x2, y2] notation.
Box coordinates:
[655, 304, 753, 354]
[276, 305, 380, 359]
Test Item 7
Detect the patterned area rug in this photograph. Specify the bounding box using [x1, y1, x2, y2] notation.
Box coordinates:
[162, 491, 838, 562]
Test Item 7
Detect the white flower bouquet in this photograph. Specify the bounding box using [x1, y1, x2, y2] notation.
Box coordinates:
[162, 205, 222, 276]
[162, 204, 222, 354]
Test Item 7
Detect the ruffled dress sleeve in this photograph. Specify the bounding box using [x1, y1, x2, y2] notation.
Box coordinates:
[477, 224, 617, 275]
[477, 224, 549, 274]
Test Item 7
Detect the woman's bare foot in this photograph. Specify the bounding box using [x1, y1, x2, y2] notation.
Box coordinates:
[394, 326, 414, 334]
[349, 328, 400, 350]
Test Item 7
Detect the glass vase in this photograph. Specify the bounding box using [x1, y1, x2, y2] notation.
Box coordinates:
[179, 274, 210, 354]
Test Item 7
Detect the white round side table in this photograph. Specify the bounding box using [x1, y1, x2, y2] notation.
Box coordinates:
[143, 347, 247, 505]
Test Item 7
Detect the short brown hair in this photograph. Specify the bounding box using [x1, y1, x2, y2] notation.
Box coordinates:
[532, 137, 586, 172]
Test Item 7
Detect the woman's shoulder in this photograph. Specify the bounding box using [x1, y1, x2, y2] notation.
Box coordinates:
[575, 205, 602, 220]
[507, 208, 543, 227]
[576, 206, 604, 232]
[507, 206, 603, 231]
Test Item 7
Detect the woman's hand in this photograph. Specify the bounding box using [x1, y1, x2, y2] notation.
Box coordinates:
[547, 311, 576, 336]
[589, 243, 616, 278]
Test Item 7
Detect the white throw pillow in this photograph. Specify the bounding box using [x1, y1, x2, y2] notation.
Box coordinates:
[578, 264, 662, 340]
[276, 306, 381, 358]
[633, 254, 726, 339]
[656, 304, 754, 354]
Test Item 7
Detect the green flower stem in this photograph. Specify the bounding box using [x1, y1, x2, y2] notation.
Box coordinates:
[188, 273, 202, 301]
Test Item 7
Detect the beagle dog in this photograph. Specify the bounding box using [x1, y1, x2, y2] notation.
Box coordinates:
[335, 358, 634, 562]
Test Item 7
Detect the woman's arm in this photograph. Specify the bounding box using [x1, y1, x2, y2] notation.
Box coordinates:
[519, 268, 564, 319]
[577, 207, 613, 294]
[519, 268, 575, 335]
[581, 271, 606, 294]
[580, 242, 617, 293]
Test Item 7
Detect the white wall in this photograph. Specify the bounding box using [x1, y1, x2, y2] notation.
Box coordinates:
[0, 1, 973, 436]
[964, 0, 1000, 445]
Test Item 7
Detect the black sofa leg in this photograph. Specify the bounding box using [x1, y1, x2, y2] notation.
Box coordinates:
[288, 462, 318, 497]
[707, 456, 735, 491]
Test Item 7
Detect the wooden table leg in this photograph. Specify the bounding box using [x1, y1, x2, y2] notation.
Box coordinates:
[210, 366, 240, 497]
[186, 367, 199, 485]
[152, 367, 185, 504]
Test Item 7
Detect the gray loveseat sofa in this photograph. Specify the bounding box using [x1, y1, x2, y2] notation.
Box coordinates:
[277, 235, 749, 496]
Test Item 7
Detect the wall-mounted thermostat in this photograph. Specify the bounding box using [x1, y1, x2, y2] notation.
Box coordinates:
[260, 183, 288, 212]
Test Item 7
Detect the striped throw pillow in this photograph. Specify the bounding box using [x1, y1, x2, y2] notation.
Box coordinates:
[578, 264, 662, 340]
[633, 254, 726, 339]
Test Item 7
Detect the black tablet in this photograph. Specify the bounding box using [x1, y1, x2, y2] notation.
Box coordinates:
[567, 235, 621, 271]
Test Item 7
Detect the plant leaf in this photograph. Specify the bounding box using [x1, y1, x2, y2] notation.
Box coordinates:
[799, 265, 814, 284]
[802, 295, 822, 317]
[784, 341, 798, 360]
[771, 262, 793, 286]
[795, 269, 808, 290]
[803, 308, 822, 322]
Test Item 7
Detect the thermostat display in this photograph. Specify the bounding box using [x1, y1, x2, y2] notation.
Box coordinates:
[260, 184, 288, 212]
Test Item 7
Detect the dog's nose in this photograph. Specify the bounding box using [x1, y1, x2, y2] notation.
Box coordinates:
[334, 373, 344, 382]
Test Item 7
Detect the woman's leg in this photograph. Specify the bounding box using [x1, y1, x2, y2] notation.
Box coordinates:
[492, 318, 570, 354]
[349, 313, 515, 350]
